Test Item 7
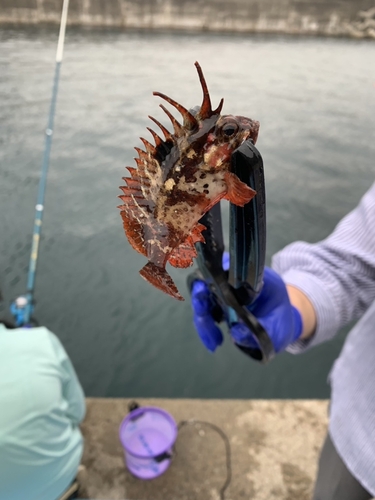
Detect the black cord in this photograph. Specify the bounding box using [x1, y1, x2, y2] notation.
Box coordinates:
[176, 420, 232, 500]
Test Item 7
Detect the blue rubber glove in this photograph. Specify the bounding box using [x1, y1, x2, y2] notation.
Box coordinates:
[190, 264, 303, 354]
[191, 280, 224, 352]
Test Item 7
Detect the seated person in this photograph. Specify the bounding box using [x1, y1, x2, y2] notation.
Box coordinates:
[0, 291, 86, 500]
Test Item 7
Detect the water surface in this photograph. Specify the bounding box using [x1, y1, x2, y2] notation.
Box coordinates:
[1, 27, 374, 398]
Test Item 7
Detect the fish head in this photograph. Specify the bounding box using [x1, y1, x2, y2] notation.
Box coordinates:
[202, 114, 260, 171]
[149, 63, 260, 179]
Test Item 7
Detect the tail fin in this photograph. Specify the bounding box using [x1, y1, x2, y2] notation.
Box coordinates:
[139, 262, 184, 301]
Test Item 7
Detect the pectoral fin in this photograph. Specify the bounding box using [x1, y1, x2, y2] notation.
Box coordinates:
[223, 171, 256, 207]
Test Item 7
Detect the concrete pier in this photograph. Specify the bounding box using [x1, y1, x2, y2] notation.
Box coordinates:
[79, 398, 330, 500]
[1, 0, 375, 38]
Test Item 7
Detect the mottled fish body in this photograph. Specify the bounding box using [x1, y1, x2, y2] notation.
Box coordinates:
[118, 62, 259, 300]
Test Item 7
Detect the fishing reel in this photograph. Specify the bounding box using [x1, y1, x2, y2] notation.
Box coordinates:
[10, 294, 36, 328]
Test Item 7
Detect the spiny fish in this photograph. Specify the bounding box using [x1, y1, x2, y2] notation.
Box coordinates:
[118, 62, 259, 301]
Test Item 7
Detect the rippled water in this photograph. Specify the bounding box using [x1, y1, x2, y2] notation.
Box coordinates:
[0, 27, 374, 398]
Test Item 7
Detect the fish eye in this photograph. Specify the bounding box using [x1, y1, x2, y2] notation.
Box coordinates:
[222, 122, 239, 137]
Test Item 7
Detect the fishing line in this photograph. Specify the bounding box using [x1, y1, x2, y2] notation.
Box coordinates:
[10, 0, 70, 326]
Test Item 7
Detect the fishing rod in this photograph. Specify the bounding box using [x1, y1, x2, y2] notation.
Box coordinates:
[10, 0, 70, 327]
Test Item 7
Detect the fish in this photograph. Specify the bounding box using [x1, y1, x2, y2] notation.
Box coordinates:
[118, 61, 259, 301]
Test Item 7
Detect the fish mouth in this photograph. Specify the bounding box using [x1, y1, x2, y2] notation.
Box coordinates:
[246, 120, 260, 144]
[234, 116, 260, 144]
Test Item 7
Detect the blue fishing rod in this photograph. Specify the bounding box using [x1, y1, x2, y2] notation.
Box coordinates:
[11, 0, 70, 327]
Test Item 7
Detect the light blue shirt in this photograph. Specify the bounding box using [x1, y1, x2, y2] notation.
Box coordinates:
[273, 182, 375, 495]
[0, 325, 85, 500]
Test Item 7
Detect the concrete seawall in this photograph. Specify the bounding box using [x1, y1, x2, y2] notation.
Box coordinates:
[79, 398, 331, 500]
[1, 0, 375, 38]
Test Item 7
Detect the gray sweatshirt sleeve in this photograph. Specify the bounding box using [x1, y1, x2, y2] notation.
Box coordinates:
[272, 182, 375, 353]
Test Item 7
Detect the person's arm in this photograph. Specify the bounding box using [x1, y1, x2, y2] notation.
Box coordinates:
[190, 182, 375, 355]
[287, 285, 316, 340]
[274, 181, 375, 352]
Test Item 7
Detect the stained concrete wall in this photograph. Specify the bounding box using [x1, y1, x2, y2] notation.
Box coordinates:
[1, 0, 375, 38]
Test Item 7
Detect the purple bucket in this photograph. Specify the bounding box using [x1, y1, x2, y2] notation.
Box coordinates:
[119, 406, 177, 479]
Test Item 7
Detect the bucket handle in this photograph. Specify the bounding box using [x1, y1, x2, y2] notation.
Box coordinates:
[128, 401, 140, 412]
[128, 401, 144, 422]
[127, 401, 173, 464]
[154, 451, 172, 463]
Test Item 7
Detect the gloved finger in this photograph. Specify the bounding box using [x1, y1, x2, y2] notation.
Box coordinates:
[222, 251, 230, 271]
[193, 314, 224, 352]
[230, 322, 259, 349]
[249, 267, 288, 316]
[191, 280, 212, 316]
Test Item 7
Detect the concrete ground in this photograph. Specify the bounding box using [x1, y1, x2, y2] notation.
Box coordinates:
[79, 398, 330, 500]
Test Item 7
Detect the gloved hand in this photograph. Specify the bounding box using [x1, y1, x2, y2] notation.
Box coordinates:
[190, 260, 303, 354]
